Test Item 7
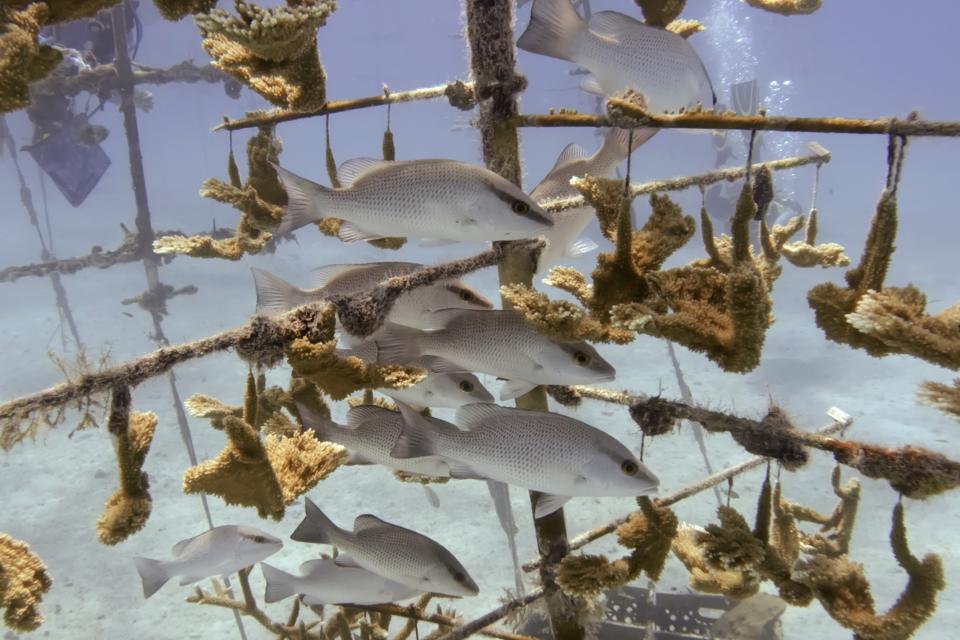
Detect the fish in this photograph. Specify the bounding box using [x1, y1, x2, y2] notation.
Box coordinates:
[272, 158, 553, 243]
[295, 401, 457, 477]
[290, 498, 479, 597]
[517, 0, 715, 111]
[341, 343, 494, 410]
[251, 262, 492, 330]
[390, 402, 659, 518]
[260, 559, 421, 605]
[531, 127, 655, 276]
[133, 525, 282, 598]
[373, 309, 616, 400]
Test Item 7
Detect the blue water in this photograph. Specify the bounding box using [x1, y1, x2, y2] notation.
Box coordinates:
[1, 1, 958, 638]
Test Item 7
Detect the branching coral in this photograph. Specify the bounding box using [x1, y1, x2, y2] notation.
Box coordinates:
[793, 503, 944, 640]
[742, 0, 821, 16]
[96, 387, 157, 545]
[196, 0, 336, 112]
[154, 125, 286, 260]
[634, 0, 686, 27]
[154, 0, 218, 20]
[0, 4, 63, 113]
[0, 533, 51, 632]
[778, 466, 860, 558]
[499, 283, 633, 344]
[917, 378, 960, 421]
[779, 209, 851, 268]
[183, 373, 345, 519]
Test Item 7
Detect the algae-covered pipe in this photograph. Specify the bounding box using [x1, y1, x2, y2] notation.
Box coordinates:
[464, 2, 585, 640]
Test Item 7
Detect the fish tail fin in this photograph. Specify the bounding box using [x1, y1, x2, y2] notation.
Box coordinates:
[373, 323, 424, 364]
[251, 268, 315, 316]
[594, 128, 657, 169]
[260, 562, 297, 603]
[133, 557, 171, 599]
[290, 497, 341, 545]
[294, 400, 337, 442]
[390, 401, 439, 459]
[272, 163, 329, 236]
[516, 0, 585, 62]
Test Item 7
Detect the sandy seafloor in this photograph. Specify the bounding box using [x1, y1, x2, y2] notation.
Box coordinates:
[1, 1, 959, 639]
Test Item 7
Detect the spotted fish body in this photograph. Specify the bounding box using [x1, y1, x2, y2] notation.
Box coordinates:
[290, 499, 479, 597]
[373, 309, 616, 400]
[251, 262, 492, 331]
[391, 403, 659, 516]
[531, 127, 656, 275]
[273, 158, 553, 243]
[517, 0, 715, 111]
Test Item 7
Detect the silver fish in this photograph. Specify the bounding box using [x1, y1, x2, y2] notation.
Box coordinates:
[272, 158, 553, 243]
[251, 262, 492, 328]
[260, 559, 420, 605]
[391, 402, 659, 518]
[531, 127, 655, 276]
[373, 309, 616, 400]
[342, 343, 494, 410]
[517, 0, 715, 111]
[133, 525, 282, 598]
[296, 402, 456, 477]
[290, 498, 479, 597]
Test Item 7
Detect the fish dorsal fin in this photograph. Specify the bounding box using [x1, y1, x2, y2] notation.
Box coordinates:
[332, 553, 363, 568]
[454, 402, 508, 430]
[171, 538, 192, 557]
[549, 143, 589, 173]
[299, 558, 338, 577]
[353, 514, 390, 533]
[347, 404, 392, 429]
[311, 264, 360, 289]
[338, 157, 390, 187]
[588, 11, 639, 42]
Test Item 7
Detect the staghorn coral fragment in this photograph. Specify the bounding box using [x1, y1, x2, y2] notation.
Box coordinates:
[153, 0, 217, 20]
[571, 175, 626, 242]
[699, 506, 766, 571]
[0, 533, 52, 632]
[917, 378, 960, 421]
[500, 283, 633, 344]
[635, 0, 686, 27]
[285, 337, 425, 401]
[729, 405, 808, 470]
[615, 497, 678, 581]
[154, 125, 286, 260]
[793, 503, 944, 640]
[543, 266, 593, 306]
[828, 441, 960, 500]
[264, 430, 345, 504]
[96, 407, 158, 546]
[628, 395, 682, 436]
[793, 466, 860, 557]
[743, 0, 821, 16]
[846, 291, 960, 370]
[185, 393, 242, 427]
[665, 19, 703, 38]
[672, 526, 761, 599]
[556, 554, 630, 597]
[196, 0, 336, 111]
[0, 4, 63, 114]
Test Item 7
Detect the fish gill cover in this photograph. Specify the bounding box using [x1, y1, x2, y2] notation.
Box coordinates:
[0, 1, 959, 639]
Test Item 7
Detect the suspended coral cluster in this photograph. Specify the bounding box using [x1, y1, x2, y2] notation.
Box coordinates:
[0, 533, 51, 631]
[183, 372, 346, 519]
[0, 4, 62, 113]
[196, 0, 336, 112]
[154, 125, 286, 259]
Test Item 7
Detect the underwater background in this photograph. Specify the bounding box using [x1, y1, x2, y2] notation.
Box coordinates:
[1, 1, 959, 638]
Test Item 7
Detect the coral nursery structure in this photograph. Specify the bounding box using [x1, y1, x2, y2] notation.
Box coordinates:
[1, 1, 959, 640]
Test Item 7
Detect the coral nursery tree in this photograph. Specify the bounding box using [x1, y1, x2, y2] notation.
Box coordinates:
[2, 0, 960, 639]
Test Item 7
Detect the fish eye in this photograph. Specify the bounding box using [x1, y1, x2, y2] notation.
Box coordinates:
[459, 289, 474, 302]
[573, 351, 591, 366]
[252, 535, 266, 544]
[511, 200, 530, 214]
[621, 460, 639, 476]
[459, 380, 474, 393]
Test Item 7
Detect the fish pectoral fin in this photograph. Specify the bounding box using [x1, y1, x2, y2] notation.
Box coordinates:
[338, 221, 383, 243]
[500, 379, 539, 401]
[579, 75, 605, 96]
[423, 485, 441, 508]
[447, 460, 487, 480]
[533, 493, 572, 519]
[346, 451, 374, 465]
[333, 553, 363, 568]
[565, 238, 599, 257]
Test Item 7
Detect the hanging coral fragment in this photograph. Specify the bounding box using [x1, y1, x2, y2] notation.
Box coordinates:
[0, 5, 63, 113]
[195, 0, 336, 112]
[0, 533, 52, 631]
[154, 124, 286, 259]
